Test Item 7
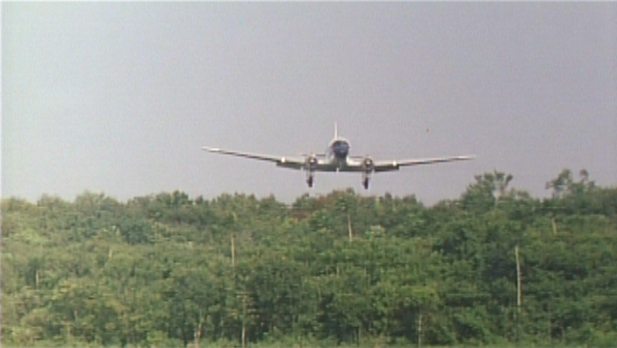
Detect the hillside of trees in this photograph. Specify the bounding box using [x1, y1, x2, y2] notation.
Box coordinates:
[2, 169, 616, 347]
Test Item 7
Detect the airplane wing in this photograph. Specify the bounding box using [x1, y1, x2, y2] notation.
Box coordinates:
[373, 155, 475, 172]
[202, 147, 305, 170]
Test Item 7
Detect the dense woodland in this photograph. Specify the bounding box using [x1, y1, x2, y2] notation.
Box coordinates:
[2, 169, 617, 347]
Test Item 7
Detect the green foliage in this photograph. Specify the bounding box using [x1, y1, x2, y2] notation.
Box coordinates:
[2, 170, 616, 347]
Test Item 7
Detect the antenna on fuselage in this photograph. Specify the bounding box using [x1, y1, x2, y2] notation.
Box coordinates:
[334, 122, 338, 139]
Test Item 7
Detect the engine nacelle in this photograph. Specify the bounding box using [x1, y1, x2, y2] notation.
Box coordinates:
[306, 154, 319, 171]
[362, 156, 374, 173]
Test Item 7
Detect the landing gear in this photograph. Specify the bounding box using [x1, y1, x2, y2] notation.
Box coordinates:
[362, 178, 369, 190]
[305, 155, 318, 188]
[306, 171, 315, 188]
[361, 156, 374, 190]
[362, 172, 371, 190]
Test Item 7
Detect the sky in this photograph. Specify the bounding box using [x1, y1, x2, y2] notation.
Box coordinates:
[2, 2, 616, 205]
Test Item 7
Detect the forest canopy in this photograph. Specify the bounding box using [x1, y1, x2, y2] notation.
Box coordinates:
[2, 169, 616, 347]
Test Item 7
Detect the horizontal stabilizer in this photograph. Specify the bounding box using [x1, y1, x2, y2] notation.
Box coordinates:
[300, 153, 327, 158]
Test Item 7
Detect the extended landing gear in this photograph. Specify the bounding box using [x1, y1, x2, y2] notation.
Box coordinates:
[362, 172, 371, 190]
[305, 155, 318, 188]
[362, 178, 369, 190]
[306, 171, 315, 188]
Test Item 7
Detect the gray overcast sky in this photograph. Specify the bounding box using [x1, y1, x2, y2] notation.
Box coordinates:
[3, 2, 616, 205]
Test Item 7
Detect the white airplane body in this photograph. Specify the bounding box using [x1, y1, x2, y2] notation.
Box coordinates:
[202, 125, 475, 189]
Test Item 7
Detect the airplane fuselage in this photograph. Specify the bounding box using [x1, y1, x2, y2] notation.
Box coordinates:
[329, 138, 350, 159]
[325, 137, 353, 170]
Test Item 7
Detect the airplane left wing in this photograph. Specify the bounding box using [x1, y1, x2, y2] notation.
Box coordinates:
[202, 147, 305, 170]
[373, 155, 475, 172]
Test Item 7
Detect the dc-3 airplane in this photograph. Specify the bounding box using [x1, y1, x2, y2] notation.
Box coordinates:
[202, 124, 475, 190]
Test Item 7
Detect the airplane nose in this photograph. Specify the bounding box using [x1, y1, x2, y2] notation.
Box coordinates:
[330, 139, 350, 159]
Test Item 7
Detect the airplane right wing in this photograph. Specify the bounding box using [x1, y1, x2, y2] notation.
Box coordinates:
[202, 147, 306, 170]
[373, 155, 475, 172]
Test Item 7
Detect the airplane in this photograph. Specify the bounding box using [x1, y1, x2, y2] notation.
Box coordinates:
[202, 124, 475, 190]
